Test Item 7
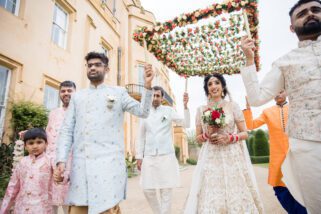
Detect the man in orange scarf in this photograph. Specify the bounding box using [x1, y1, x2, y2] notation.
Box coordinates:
[243, 91, 307, 214]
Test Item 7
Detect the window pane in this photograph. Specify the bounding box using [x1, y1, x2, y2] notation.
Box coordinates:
[138, 65, 145, 93]
[0, 0, 18, 14]
[52, 24, 60, 44]
[54, 5, 67, 30]
[0, 0, 6, 8]
[0, 65, 9, 131]
[138, 65, 145, 85]
[52, 24, 66, 48]
[52, 4, 67, 48]
[44, 85, 60, 110]
[0, 66, 9, 105]
[53, 5, 58, 23]
[6, 0, 16, 13]
[58, 28, 65, 47]
[101, 46, 109, 57]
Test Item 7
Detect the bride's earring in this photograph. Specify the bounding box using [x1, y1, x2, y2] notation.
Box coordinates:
[221, 92, 224, 97]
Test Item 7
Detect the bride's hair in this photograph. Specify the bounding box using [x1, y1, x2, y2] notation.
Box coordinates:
[203, 73, 231, 100]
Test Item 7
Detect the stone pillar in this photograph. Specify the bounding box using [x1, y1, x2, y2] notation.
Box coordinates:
[173, 125, 188, 164]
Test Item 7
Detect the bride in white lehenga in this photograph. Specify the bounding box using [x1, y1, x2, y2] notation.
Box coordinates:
[184, 74, 264, 214]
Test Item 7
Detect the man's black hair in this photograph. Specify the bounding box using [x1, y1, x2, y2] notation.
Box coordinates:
[153, 86, 165, 97]
[60, 80, 76, 89]
[85, 52, 109, 66]
[289, 0, 321, 17]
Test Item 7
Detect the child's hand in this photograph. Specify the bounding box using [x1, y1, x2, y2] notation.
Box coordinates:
[18, 130, 28, 140]
[53, 169, 63, 183]
[53, 171, 63, 183]
[54, 162, 65, 184]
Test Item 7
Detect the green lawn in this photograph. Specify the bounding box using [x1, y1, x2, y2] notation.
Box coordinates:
[253, 163, 269, 168]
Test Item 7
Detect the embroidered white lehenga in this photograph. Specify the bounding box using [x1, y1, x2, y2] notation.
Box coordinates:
[184, 100, 264, 214]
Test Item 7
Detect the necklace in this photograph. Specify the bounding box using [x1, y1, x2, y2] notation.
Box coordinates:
[207, 98, 224, 107]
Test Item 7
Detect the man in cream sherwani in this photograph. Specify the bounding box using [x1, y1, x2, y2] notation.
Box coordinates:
[240, 1, 321, 213]
[54, 52, 154, 214]
[136, 86, 190, 214]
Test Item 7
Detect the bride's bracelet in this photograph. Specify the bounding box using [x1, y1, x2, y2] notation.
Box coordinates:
[202, 133, 209, 141]
[228, 133, 239, 143]
[197, 133, 209, 143]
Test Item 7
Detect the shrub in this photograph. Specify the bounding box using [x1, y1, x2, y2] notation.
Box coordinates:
[126, 155, 137, 178]
[11, 101, 48, 139]
[251, 156, 270, 164]
[0, 142, 14, 199]
[248, 136, 255, 156]
[175, 145, 180, 161]
[253, 129, 270, 156]
[186, 158, 197, 165]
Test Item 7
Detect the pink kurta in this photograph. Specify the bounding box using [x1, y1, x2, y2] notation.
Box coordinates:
[46, 107, 69, 206]
[0, 154, 53, 214]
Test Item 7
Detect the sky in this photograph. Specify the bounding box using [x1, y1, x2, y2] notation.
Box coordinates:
[140, 0, 298, 129]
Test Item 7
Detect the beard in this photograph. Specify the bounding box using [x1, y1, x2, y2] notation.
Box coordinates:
[294, 19, 321, 37]
[87, 72, 105, 82]
[61, 95, 71, 107]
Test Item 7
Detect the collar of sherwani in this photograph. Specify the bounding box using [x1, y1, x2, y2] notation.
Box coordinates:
[298, 35, 321, 48]
[277, 101, 288, 107]
[30, 152, 45, 162]
[89, 83, 106, 90]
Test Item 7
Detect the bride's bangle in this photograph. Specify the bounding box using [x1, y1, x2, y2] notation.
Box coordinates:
[198, 133, 208, 143]
[228, 133, 234, 143]
[228, 133, 239, 143]
[233, 134, 239, 142]
[202, 133, 209, 141]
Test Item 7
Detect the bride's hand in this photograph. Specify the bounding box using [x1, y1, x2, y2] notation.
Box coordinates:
[210, 133, 230, 145]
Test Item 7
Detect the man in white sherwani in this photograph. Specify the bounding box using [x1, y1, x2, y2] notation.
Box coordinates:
[53, 52, 154, 214]
[240, 1, 321, 213]
[136, 86, 190, 214]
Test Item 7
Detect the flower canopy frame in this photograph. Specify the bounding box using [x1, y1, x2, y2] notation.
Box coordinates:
[133, 0, 259, 77]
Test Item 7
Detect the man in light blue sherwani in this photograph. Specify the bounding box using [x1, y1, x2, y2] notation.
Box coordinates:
[53, 52, 154, 214]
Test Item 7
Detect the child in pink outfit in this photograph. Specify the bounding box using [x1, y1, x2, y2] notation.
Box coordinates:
[0, 128, 64, 214]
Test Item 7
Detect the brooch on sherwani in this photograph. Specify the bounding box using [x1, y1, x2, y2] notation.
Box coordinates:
[107, 95, 117, 109]
[161, 115, 168, 122]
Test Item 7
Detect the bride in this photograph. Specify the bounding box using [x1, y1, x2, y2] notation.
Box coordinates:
[184, 73, 264, 214]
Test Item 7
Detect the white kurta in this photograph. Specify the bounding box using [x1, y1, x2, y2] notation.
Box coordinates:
[137, 105, 190, 189]
[56, 84, 152, 214]
[240, 37, 321, 214]
[140, 153, 180, 189]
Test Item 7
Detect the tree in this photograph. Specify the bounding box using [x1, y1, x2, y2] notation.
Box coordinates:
[11, 101, 48, 139]
[253, 129, 270, 156]
[248, 136, 255, 156]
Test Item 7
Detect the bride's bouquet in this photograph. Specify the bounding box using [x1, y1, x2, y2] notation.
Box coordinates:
[202, 105, 226, 128]
[201, 105, 229, 141]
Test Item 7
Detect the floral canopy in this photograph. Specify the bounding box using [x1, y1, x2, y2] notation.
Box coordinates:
[133, 0, 259, 77]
